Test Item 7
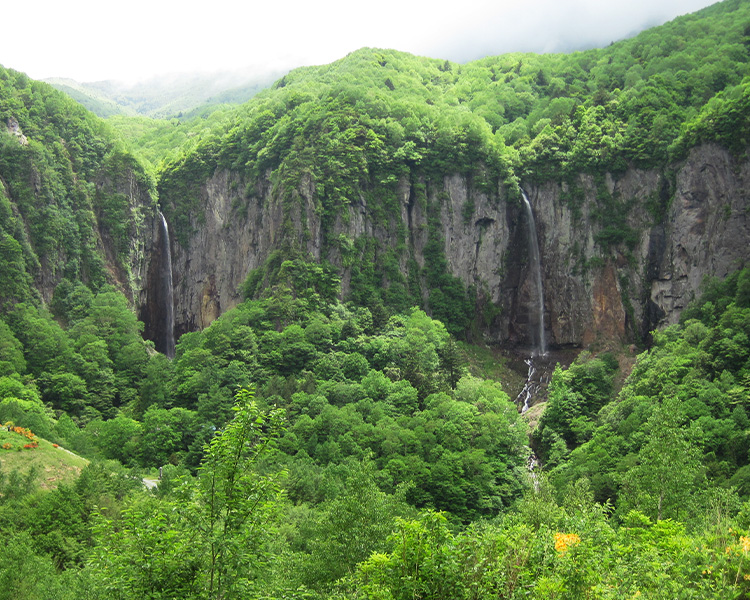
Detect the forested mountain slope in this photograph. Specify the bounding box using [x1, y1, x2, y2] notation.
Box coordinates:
[0, 2, 749, 597]
[0, 66, 173, 423]
[0, 67, 159, 307]
[153, 0, 750, 348]
[0, 268, 748, 599]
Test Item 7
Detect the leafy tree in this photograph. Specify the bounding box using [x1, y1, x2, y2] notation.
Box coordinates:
[50, 279, 94, 325]
[90, 415, 142, 464]
[344, 510, 461, 600]
[0, 318, 25, 376]
[88, 495, 203, 600]
[0, 232, 29, 308]
[297, 458, 414, 589]
[190, 388, 286, 598]
[138, 406, 198, 467]
[6, 303, 72, 377]
[88, 389, 286, 599]
[39, 371, 89, 416]
[534, 353, 617, 459]
[0, 534, 69, 600]
[619, 397, 704, 521]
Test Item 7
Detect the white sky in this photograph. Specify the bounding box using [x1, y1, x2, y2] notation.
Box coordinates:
[2, 0, 719, 83]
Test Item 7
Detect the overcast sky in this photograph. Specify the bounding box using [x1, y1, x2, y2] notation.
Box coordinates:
[2, 0, 719, 83]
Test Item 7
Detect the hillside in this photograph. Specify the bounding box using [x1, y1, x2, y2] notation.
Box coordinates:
[46, 69, 280, 119]
[151, 0, 750, 349]
[0, 67, 158, 308]
[0, 427, 88, 490]
[41, 78, 135, 118]
[0, 1, 749, 598]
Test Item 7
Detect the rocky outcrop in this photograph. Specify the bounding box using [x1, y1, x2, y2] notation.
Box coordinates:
[9, 157, 158, 308]
[157, 143, 749, 349]
[139, 211, 172, 353]
[164, 170, 515, 340]
[524, 143, 748, 347]
[167, 170, 284, 337]
[650, 145, 750, 326]
[6, 117, 28, 146]
[95, 171, 158, 309]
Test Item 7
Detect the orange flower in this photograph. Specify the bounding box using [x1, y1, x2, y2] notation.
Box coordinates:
[554, 532, 581, 555]
[740, 536, 750, 554]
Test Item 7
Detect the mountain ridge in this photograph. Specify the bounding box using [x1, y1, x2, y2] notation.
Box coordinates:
[146, 0, 750, 349]
[44, 69, 281, 119]
[0, 0, 748, 354]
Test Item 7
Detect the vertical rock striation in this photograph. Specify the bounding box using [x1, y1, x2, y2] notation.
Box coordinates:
[155, 143, 749, 350]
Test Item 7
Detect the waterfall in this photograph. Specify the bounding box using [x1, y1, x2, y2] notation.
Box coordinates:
[520, 190, 547, 356]
[516, 354, 554, 413]
[516, 190, 548, 413]
[158, 211, 175, 359]
[518, 358, 537, 412]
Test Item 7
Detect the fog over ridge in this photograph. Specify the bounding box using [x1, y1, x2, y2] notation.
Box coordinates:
[2, 0, 720, 83]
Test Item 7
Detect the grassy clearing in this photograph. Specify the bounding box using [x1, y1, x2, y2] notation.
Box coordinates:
[0, 429, 89, 490]
[457, 342, 527, 397]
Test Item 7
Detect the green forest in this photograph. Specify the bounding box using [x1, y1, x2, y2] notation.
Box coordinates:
[0, 0, 749, 598]
[149, 0, 750, 335]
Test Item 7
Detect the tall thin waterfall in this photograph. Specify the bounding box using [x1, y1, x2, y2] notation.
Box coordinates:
[521, 190, 547, 356]
[158, 211, 175, 359]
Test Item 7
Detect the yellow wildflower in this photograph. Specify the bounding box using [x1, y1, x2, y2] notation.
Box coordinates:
[554, 532, 581, 555]
[740, 536, 750, 553]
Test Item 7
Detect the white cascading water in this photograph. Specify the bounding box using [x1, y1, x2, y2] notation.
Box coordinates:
[158, 211, 175, 359]
[517, 190, 548, 412]
[520, 190, 546, 356]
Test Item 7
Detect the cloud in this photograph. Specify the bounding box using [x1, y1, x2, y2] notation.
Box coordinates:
[423, 0, 719, 60]
[1, 0, 718, 82]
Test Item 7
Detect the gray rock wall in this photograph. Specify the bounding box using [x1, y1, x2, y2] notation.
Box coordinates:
[158, 143, 749, 349]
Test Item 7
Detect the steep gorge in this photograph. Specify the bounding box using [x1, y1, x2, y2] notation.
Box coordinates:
[5, 0, 749, 357]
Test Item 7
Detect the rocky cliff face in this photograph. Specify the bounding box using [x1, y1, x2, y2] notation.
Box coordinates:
[650, 145, 750, 328]
[96, 173, 159, 310]
[138, 209, 171, 352]
[522, 144, 748, 347]
[157, 143, 749, 349]
[2, 115, 158, 309]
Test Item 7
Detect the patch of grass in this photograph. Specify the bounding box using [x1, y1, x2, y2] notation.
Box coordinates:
[457, 342, 526, 398]
[0, 430, 89, 491]
[522, 403, 545, 432]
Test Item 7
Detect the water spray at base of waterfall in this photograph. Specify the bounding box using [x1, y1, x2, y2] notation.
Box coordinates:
[528, 454, 540, 492]
[518, 357, 537, 413]
[516, 352, 553, 413]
